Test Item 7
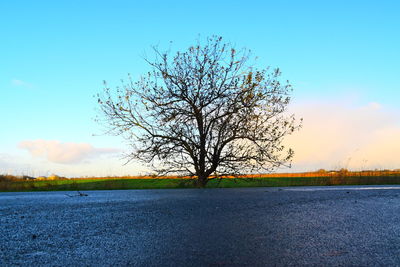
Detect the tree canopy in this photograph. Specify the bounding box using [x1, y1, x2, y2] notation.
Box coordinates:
[97, 36, 301, 186]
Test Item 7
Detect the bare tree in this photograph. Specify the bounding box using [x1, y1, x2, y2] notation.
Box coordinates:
[97, 36, 301, 187]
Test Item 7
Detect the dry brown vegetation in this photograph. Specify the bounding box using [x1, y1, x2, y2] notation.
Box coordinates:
[69, 169, 400, 180]
[2, 169, 400, 181]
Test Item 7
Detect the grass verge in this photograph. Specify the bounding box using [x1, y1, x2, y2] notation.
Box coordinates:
[2, 174, 400, 192]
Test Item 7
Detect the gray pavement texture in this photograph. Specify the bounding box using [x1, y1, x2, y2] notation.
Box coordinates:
[1, 186, 400, 266]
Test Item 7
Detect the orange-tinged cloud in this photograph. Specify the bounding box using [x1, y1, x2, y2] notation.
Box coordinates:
[18, 140, 120, 164]
[286, 99, 400, 171]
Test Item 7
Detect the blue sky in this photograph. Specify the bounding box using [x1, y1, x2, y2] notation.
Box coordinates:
[1, 0, 400, 176]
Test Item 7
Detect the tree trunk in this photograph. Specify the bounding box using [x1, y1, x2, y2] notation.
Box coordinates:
[196, 174, 209, 188]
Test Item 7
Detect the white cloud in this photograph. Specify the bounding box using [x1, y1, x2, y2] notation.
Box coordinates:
[18, 140, 120, 164]
[11, 79, 32, 88]
[286, 97, 400, 171]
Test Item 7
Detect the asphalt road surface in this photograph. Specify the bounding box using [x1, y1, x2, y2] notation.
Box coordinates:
[1, 186, 400, 266]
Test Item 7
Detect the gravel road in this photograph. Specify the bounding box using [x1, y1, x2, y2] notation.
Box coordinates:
[1, 186, 400, 266]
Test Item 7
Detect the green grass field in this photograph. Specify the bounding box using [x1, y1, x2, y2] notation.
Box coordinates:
[2, 174, 400, 192]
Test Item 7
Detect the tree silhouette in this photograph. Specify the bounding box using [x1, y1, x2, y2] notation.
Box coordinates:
[97, 36, 301, 187]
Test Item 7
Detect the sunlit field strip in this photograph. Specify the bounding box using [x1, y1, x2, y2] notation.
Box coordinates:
[66, 170, 400, 180]
[2, 171, 400, 192]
